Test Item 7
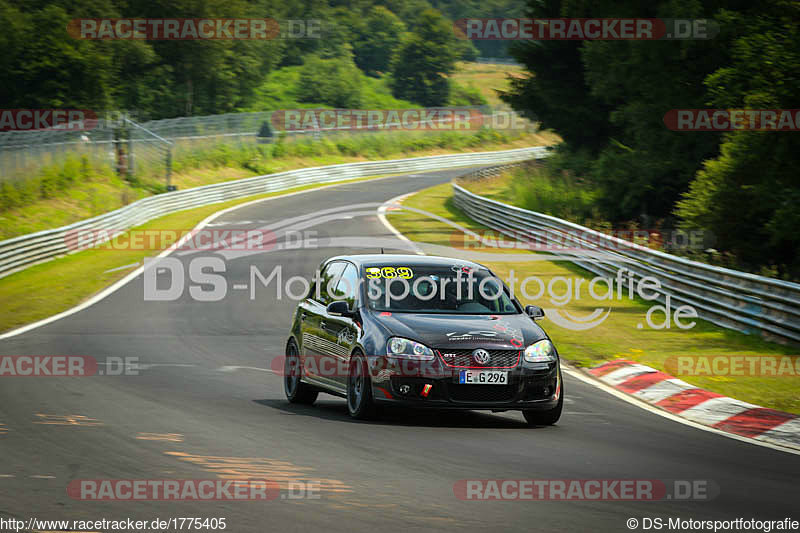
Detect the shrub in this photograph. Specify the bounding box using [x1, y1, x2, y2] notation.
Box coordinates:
[257, 121, 274, 139]
[297, 54, 364, 108]
[509, 163, 602, 226]
[449, 82, 488, 106]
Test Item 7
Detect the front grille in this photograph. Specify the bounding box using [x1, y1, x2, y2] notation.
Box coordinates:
[437, 349, 520, 368]
[448, 384, 517, 403]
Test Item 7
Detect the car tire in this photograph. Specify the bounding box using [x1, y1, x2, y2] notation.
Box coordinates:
[347, 351, 376, 420]
[522, 378, 563, 426]
[284, 339, 318, 405]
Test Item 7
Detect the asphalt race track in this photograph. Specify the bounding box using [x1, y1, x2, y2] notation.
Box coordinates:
[0, 168, 797, 533]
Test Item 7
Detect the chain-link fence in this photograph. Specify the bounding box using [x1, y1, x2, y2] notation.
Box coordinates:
[0, 107, 528, 186]
[0, 113, 254, 185]
[0, 125, 116, 181]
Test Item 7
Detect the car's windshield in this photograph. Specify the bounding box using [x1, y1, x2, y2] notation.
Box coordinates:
[362, 264, 519, 314]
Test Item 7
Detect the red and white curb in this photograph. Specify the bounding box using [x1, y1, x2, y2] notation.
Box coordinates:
[588, 360, 800, 451]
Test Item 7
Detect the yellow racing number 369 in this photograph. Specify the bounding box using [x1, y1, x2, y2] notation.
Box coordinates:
[365, 266, 414, 279]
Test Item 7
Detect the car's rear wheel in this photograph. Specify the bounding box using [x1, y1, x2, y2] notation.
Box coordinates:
[347, 352, 376, 420]
[522, 378, 563, 426]
[284, 339, 318, 405]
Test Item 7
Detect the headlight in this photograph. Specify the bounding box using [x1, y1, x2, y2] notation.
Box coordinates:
[387, 337, 435, 361]
[524, 339, 556, 363]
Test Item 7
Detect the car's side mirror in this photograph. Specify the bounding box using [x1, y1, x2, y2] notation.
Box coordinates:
[327, 300, 352, 317]
[525, 305, 545, 320]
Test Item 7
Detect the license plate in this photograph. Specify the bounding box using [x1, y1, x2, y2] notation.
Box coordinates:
[459, 370, 508, 384]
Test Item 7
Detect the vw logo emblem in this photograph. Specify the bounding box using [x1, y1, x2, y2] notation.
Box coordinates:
[472, 349, 491, 365]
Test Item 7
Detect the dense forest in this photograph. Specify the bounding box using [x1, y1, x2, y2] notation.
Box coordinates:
[0, 0, 521, 119]
[2, 0, 797, 278]
[503, 0, 800, 279]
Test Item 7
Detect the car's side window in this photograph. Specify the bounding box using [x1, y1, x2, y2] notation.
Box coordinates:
[334, 263, 359, 309]
[312, 261, 345, 306]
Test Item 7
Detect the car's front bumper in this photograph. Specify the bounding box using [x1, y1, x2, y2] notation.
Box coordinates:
[368, 356, 561, 410]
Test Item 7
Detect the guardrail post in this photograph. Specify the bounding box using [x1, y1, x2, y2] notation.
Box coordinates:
[165, 146, 173, 191]
[126, 121, 134, 176]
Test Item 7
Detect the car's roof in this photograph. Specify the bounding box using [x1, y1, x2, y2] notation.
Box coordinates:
[325, 254, 488, 270]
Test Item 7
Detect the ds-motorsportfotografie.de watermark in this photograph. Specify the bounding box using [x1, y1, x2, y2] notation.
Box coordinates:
[143, 259, 698, 332]
[626, 517, 798, 531]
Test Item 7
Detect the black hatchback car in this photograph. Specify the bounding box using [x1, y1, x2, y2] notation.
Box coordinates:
[284, 254, 563, 425]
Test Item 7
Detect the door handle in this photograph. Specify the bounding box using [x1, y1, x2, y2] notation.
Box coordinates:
[320, 321, 327, 329]
[300, 312, 307, 321]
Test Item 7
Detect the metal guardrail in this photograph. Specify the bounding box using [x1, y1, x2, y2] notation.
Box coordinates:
[453, 164, 800, 345]
[0, 147, 546, 279]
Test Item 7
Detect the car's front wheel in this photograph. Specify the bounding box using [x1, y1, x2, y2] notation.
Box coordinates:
[284, 339, 318, 405]
[347, 352, 376, 420]
[522, 378, 563, 426]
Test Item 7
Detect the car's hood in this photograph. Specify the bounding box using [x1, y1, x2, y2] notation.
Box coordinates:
[371, 312, 547, 350]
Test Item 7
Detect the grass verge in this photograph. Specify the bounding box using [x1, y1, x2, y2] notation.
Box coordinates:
[0, 172, 404, 335]
[460, 162, 611, 229]
[0, 130, 556, 241]
[450, 62, 524, 107]
[386, 182, 800, 414]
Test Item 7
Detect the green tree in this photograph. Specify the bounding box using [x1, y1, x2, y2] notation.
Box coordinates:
[500, 0, 612, 154]
[296, 53, 364, 108]
[0, 0, 284, 119]
[429, 0, 525, 59]
[677, 3, 800, 278]
[0, 0, 117, 111]
[578, 0, 731, 221]
[278, 0, 340, 66]
[502, 0, 731, 221]
[353, 6, 406, 76]
[390, 9, 459, 106]
[136, 0, 282, 117]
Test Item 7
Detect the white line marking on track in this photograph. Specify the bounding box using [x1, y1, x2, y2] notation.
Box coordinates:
[0, 172, 416, 340]
[377, 193, 425, 255]
[132, 363, 196, 370]
[217, 366, 278, 375]
[103, 261, 141, 274]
